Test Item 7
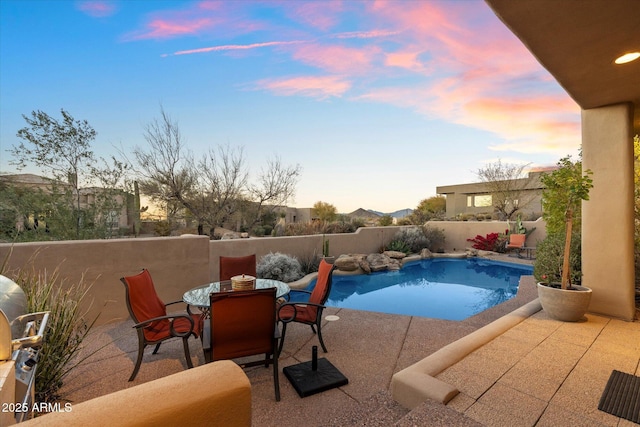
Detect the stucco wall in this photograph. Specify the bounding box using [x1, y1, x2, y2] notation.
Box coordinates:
[428, 219, 546, 252]
[0, 222, 545, 326]
[0, 236, 210, 325]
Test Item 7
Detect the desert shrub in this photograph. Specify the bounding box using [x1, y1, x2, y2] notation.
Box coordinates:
[422, 225, 446, 252]
[396, 217, 413, 226]
[257, 252, 304, 282]
[252, 225, 265, 237]
[297, 251, 321, 274]
[154, 220, 171, 236]
[390, 227, 428, 253]
[386, 240, 411, 254]
[378, 215, 393, 226]
[534, 231, 582, 285]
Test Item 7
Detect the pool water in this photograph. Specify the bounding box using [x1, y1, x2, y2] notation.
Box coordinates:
[299, 258, 533, 321]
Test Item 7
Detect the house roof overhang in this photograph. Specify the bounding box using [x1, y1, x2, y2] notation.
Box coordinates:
[485, 0, 640, 133]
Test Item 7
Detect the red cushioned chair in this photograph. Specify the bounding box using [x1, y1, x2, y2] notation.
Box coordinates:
[219, 254, 257, 281]
[120, 269, 203, 381]
[277, 259, 336, 354]
[203, 287, 281, 401]
[506, 233, 526, 258]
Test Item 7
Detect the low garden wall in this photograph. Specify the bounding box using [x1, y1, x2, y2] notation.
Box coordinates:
[0, 220, 546, 326]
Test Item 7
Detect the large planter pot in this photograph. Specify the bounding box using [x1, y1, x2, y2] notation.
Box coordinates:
[537, 282, 592, 322]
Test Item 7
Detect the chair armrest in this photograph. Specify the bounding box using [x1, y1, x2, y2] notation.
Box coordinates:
[165, 300, 185, 307]
[277, 301, 327, 323]
[133, 313, 195, 338]
[283, 289, 312, 302]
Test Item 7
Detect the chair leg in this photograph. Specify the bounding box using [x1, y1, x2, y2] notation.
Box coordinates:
[273, 351, 281, 401]
[152, 342, 162, 354]
[316, 321, 328, 353]
[310, 324, 317, 334]
[129, 342, 145, 382]
[278, 323, 288, 355]
[182, 337, 194, 369]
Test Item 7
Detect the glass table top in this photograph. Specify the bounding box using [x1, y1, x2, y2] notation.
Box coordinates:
[183, 278, 290, 307]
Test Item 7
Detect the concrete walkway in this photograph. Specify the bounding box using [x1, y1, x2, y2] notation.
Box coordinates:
[58, 270, 640, 426]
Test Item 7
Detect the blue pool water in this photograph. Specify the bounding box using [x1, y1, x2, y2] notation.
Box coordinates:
[299, 258, 533, 321]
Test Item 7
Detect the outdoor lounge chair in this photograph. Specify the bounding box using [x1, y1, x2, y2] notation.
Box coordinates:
[202, 287, 281, 401]
[506, 233, 526, 257]
[277, 259, 336, 354]
[120, 269, 203, 381]
[219, 254, 257, 281]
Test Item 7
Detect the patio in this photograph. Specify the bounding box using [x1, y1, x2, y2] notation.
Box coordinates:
[53, 257, 640, 426]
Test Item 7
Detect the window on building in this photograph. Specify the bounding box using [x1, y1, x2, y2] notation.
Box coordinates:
[474, 195, 492, 207]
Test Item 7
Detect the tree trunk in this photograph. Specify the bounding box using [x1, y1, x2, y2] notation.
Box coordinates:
[561, 209, 573, 289]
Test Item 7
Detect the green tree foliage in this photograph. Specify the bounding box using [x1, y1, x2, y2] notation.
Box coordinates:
[378, 214, 393, 226]
[410, 196, 446, 223]
[6, 109, 129, 241]
[539, 155, 593, 288]
[312, 201, 338, 222]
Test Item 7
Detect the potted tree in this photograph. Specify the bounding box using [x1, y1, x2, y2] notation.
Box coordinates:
[535, 155, 594, 321]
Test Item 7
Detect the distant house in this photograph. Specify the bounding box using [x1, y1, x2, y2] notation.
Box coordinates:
[0, 173, 132, 233]
[436, 171, 548, 220]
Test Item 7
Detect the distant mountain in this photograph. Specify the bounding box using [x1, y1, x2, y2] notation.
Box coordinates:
[367, 209, 413, 218]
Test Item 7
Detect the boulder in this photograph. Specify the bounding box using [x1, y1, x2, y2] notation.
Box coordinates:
[420, 248, 433, 258]
[334, 255, 360, 271]
[366, 253, 393, 272]
[384, 250, 406, 259]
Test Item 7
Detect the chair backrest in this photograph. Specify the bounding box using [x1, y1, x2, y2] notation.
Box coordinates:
[508, 234, 526, 248]
[308, 259, 336, 305]
[219, 254, 257, 281]
[120, 269, 166, 324]
[210, 287, 277, 361]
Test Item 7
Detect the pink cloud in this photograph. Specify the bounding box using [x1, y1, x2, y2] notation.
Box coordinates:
[76, 1, 117, 18]
[255, 76, 351, 99]
[127, 17, 214, 40]
[290, 43, 380, 74]
[384, 50, 425, 71]
[284, 1, 344, 31]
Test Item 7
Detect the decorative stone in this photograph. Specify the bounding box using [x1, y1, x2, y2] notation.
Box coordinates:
[334, 255, 359, 271]
[366, 253, 392, 272]
[384, 250, 406, 259]
[420, 248, 433, 258]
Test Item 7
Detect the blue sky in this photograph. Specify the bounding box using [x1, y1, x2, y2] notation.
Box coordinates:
[0, 0, 581, 213]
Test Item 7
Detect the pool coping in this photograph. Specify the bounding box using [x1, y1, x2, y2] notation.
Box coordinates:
[390, 296, 542, 409]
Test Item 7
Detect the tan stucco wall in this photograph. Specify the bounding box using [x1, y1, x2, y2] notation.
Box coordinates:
[19, 360, 251, 427]
[0, 236, 210, 325]
[0, 222, 545, 327]
[582, 103, 636, 320]
[429, 219, 546, 253]
[208, 227, 404, 281]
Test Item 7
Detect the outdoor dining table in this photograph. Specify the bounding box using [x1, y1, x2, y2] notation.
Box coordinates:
[183, 278, 290, 312]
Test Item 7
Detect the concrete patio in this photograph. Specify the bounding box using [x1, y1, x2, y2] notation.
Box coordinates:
[56, 268, 640, 426]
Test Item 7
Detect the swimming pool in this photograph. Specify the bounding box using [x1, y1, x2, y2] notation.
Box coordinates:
[299, 258, 533, 321]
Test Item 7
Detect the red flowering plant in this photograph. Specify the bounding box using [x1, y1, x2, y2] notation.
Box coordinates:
[467, 232, 508, 253]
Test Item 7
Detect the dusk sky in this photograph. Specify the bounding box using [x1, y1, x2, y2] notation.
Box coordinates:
[0, 0, 581, 213]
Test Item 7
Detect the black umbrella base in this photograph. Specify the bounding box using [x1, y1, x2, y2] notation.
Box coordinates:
[283, 349, 348, 398]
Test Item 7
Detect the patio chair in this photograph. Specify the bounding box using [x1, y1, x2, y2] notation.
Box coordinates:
[120, 269, 203, 381]
[506, 233, 526, 257]
[277, 259, 336, 354]
[202, 287, 281, 401]
[219, 254, 257, 281]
